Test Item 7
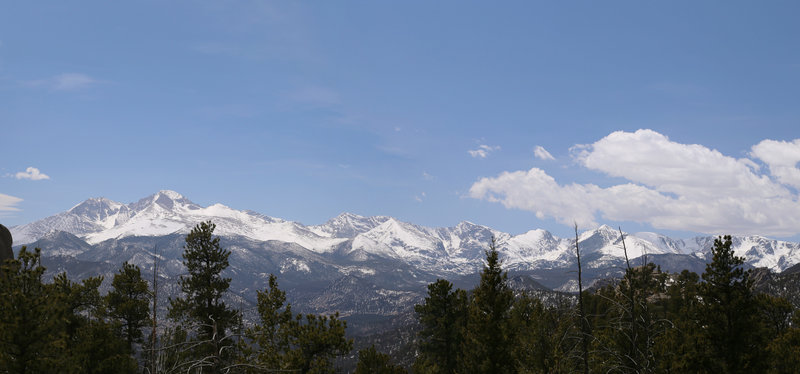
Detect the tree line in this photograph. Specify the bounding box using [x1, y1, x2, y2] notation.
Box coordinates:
[412, 231, 800, 374]
[0, 221, 355, 373]
[2, 221, 799, 373]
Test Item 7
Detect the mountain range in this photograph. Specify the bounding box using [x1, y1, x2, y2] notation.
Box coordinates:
[7, 189, 800, 326]
[9, 190, 800, 368]
[12, 190, 800, 277]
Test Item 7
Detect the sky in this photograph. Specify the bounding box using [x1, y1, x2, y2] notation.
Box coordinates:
[1, 1, 799, 240]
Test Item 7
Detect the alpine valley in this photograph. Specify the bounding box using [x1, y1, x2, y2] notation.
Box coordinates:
[9, 190, 800, 356]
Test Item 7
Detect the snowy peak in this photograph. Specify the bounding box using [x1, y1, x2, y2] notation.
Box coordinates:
[68, 197, 123, 217]
[728, 235, 800, 271]
[311, 212, 390, 238]
[631, 232, 691, 255]
[350, 218, 448, 264]
[501, 229, 565, 268]
[577, 225, 623, 253]
[130, 190, 200, 213]
[362, 218, 436, 250]
[505, 229, 558, 252]
[9, 190, 800, 274]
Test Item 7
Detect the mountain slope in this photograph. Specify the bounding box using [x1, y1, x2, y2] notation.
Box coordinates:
[10, 190, 800, 274]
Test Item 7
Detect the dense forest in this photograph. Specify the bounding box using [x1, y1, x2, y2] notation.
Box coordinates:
[1, 221, 799, 373]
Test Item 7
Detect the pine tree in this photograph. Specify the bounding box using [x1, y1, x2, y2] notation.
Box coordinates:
[356, 345, 407, 374]
[245, 273, 352, 374]
[168, 221, 239, 373]
[591, 263, 666, 374]
[413, 279, 467, 374]
[284, 312, 352, 374]
[244, 273, 294, 371]
[53, 271, 137, 373]
[697, 235, 768, 373]
[107, 261, 151, 350]
[767, 309, 800, 373]
[461, 238, 515, 374]
[510, 294, 565, 374]
[653, 269, 702, 372]
[0, 247, 63, 372]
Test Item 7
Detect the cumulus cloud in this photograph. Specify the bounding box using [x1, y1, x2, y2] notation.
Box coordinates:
[469, 129, 800, 236]
[0, 193, 22, 212]
[14, 167, 50, 181]
[468, 144, 500, 159]
[750, 139, 800, 190]
[533, 145, 555, 160]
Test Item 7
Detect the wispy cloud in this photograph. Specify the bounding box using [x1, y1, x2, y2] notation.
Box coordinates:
[414, 192, 427, 202]
[422, 172, 435, 181]
[468, 144, 500, 159]
[25, 73, 101, 91]
[0, 193, 22, 212]
[13, 167, 50, 181]
[286, 85, 341, 108]
[190, 2, 313, 62]
[53, 73, 98, 91]
[533, 145, 555, 160]
[470, 129, 800, 236]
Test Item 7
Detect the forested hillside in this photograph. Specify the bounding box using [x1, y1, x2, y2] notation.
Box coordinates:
[2, 222, 799, 373]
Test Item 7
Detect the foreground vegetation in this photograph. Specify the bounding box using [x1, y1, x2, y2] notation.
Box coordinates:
[1, 221, 799, 373]
[413, 234, 800, 374]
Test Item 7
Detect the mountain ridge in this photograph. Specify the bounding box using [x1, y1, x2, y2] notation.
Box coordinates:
[10, 190, 800, 274]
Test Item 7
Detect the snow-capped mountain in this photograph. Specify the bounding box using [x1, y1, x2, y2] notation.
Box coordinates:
[10, 189, 800, 359]
[13, 190, 346, 251]
[309, 212, 391, 239]
[9, 190, 800, 277]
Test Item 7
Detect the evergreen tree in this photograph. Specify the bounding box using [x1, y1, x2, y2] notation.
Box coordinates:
[757, 294, 793, 338]
[356, 345, 406, 374]
[244, 273, 294, 371]
[0, 247, 63, 373]
[413, 279, 467, 374]
[510, 294, 564, 374]
[592, 262, 667, 374]
[461, 238, 515, 374]
[767, 309, 800, 374]
[52, 272, 137, 373]
[284, 312, 352, 374]
[245, 273, 352, 374]
[168, 221, 240, 373]
[697, 235, 768, 373]
[107, 261, 150, 350]
[653, 269, 703, 372]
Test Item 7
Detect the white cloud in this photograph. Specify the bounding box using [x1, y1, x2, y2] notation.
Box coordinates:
[575, 130, 785, 200]
[750, 139, 800, 190]
[533, 145, 555, 160]
[422, 172, 434, 180]
[14, 167, 50, 181]
[468, 144, 500, 159]
[470, 129, 800, 236]
[0, 193, 22, 212]
[414, 192, 427, 202]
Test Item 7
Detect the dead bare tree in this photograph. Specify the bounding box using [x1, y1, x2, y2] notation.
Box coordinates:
[151, 246, 159, 374]
[575, 223, 590, 374]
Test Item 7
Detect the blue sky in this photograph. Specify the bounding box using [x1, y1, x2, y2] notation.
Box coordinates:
[2, 1, 800, 240]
